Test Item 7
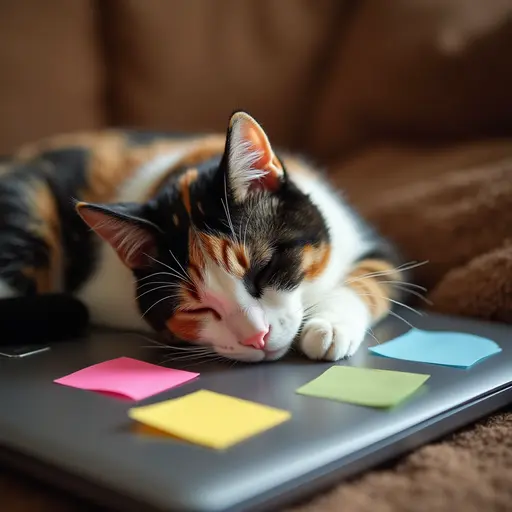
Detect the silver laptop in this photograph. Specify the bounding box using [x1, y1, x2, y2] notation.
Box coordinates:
[0, 310, 510, 511]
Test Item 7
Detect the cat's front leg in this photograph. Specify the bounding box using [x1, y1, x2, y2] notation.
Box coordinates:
[299, 256, 406, 361]
[299, 286, 371, 361]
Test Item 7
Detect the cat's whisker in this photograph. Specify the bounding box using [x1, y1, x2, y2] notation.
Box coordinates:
[142, 295, 174, 317]
[167, 248, 193, 283]
[388, 309, 414, 329]
[237, 209, 246, 243]
[378, 280, 427, 292]
[139, 261, 189, 284]
[136, 284, 181, 300]
[159, 350, 220, 366]
[156, 348, 215, 359]
[145, 252, 191, 284]
[356, 292, 423, 316]
[222, 174, 237, 241]
[169, 348, 217, 358]
[366, 327, 380, 345]
[388, 284, 433, 304]
[137, 280, 179, 289]
[188, 355, 230, 366]
[344, 260, 428, 286]
[242, 200, 258, 248]
[136, 271, 183, 283]
[122, 332, 168, 347]
[156, 343, 208, 352]
[147, 251, 186, 280]
[161, 351, 216, 363]
[137, 280, 196, 296]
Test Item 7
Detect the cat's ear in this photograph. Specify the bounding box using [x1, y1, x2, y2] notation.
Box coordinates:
[224, 111, 285, 202]
[75, 201, 159, 270]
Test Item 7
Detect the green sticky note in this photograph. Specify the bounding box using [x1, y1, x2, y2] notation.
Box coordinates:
[296, 366, 430, 408]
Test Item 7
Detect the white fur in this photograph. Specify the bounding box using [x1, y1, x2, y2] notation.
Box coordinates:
[290, 171, 374, 360]
[197, 255, 303, 362]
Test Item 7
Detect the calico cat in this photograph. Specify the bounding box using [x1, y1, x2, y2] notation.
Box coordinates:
[0, 111, 409, 362]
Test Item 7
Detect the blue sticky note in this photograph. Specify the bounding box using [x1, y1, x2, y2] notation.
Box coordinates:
[369, 328, 501, 368]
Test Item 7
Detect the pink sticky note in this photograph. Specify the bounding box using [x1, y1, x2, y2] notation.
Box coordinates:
[54, 357, 199, 401]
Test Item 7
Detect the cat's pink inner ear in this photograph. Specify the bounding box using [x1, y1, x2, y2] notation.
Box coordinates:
[228, 112, 284, 199]
[76, 203, 155, 269]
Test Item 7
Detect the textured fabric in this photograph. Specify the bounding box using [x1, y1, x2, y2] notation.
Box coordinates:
[308, 0, 512, 160]
[0, 0, 105, 154]
[330, 137, 512, 323]
[102, 0, 347, 149]
[292, 408, 512, 512]
[2, 1, 512, 158]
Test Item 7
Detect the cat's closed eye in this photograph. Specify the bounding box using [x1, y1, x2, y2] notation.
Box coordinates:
[253, 253, 280, 293]
[183, 307, 221, 321]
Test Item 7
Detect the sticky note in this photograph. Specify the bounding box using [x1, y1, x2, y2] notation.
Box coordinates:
[128, 390, 291, 449]
[54, 357, 199, 400]
[368, 328, 502, 368]
[296, 366, 429, 408]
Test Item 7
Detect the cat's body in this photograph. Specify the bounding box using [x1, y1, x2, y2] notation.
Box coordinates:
[0, 112, 408, 362]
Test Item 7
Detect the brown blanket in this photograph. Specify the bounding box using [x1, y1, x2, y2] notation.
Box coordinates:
[3, 138, 512, 510]
[332, 137, 512, 322]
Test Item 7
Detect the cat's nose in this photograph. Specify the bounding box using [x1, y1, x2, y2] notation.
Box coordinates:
[240, 330, 268, 350]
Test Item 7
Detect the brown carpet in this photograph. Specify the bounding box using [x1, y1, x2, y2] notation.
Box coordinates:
[3, 138, 512, 510]
[293, 408, 512, 512]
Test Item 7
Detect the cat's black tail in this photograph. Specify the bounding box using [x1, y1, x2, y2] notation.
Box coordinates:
[0, 294, 90, 346]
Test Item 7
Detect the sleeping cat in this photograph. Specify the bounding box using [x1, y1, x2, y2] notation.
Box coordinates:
[0, 111, 409, 362]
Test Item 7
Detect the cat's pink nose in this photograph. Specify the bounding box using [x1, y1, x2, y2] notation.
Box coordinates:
[240, 330, 268, 350]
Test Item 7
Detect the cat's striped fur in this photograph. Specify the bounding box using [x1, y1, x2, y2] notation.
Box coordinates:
[0, 111, 409, 362]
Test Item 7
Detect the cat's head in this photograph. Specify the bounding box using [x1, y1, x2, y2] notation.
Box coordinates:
[77, 111, 330, 362]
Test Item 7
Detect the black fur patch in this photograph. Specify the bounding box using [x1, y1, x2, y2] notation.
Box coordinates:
[0, 148, 97, 294]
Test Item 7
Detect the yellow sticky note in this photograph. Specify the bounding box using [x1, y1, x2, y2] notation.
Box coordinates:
[128, 390, 291, 449]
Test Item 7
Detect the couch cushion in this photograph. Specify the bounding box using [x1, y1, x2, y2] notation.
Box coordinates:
[0, 0, 105, 154]
[329, 137, 512, 322]
[309, 0, 512, 161]
[102, 0, 348, 149]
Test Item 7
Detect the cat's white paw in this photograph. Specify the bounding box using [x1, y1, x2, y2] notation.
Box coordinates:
[299, 318, 367, 361]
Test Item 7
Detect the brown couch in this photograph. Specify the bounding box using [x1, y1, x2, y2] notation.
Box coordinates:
[2, 1, 512, 511]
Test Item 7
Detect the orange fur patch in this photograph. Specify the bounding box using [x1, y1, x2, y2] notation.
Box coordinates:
[198, 233, 250, 278]
[26, 181, 63, 293]
[13, 132, 226, 206]
[166, 312, 201, 341]
[179, 168, 198, 215]
[223, 242, 250, 278]
[142, 135, 226, 200]
[302, 243, 331, 280]
[170, 135, 226, 170]
[21, 266, 52, 294]
[198, 232, 222, 264]
[14, 131, 208, 204]
[345, 259, 401, 322]
[182, 281, 201, 303]
[188, 230, 206, 271]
